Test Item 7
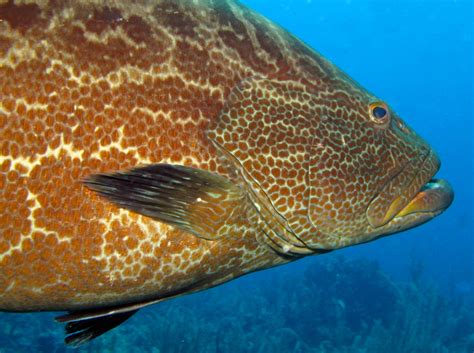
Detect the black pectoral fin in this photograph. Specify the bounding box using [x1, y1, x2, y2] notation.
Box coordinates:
[57, 310, 138, 346]
[84, 164, 245, 240]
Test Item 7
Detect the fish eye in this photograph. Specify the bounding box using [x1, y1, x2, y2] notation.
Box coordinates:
[373, 106, 387, 119]
[369, 102, 391, 125]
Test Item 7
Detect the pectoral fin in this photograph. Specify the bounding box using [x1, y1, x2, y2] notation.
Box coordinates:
[84, 164, 245, 240]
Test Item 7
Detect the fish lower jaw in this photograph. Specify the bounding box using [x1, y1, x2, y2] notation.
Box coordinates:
[395, 178, 454, 218]
[366, 177, 454, 239]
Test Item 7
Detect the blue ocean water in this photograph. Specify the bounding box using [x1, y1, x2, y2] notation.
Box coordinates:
[0, 1, 472, 352]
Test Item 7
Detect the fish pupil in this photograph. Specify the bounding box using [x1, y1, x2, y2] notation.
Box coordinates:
[372, 106, 387, 119]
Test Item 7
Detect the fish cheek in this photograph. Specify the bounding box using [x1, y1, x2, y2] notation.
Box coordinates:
[305, 104, 397, 247]
[305, 113, 369, 245]
[207, 77, 320, 252]
[305, 108, 434, 247]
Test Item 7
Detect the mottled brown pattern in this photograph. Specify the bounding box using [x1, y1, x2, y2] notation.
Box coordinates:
[0, 0, 451, 318]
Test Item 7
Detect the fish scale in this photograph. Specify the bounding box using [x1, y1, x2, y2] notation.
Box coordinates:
[0, 0, 453, 345]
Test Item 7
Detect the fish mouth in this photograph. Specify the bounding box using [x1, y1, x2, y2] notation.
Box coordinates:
[393, 178, 453, 220]
[366, 150, 454, 231]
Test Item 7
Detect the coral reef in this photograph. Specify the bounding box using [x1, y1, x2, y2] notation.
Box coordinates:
[0, 256, 472, 352]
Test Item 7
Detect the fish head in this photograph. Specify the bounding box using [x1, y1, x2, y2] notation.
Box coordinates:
[210, 75, 453, 252]
[305, 75, 454, 248]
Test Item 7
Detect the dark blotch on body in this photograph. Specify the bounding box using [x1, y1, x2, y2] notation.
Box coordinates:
[85, 7, 123, 34]
[0, 0, 41, 32]
[0, 35, 13, 56]
[154, 1, 198, 39]
[123, 16, 152, 44]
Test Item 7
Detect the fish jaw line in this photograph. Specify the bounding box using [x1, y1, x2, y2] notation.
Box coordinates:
[371, 165, 454, 234]
[364, 177, 453, 242]
[366, 149, 448, 229]
[393, 178, 454, 220]
[365, 178, 454, 241]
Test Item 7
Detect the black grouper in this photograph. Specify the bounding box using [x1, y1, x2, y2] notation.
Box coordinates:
[0, 0, 453, 345]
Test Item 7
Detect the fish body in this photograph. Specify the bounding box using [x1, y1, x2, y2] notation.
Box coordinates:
[0, 0, 453, 344]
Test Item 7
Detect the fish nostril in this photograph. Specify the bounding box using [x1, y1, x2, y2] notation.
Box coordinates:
[397, 121, 408, 133]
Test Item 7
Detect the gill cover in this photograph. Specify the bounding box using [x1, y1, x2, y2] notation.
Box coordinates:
[208, 77, 324, 250]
